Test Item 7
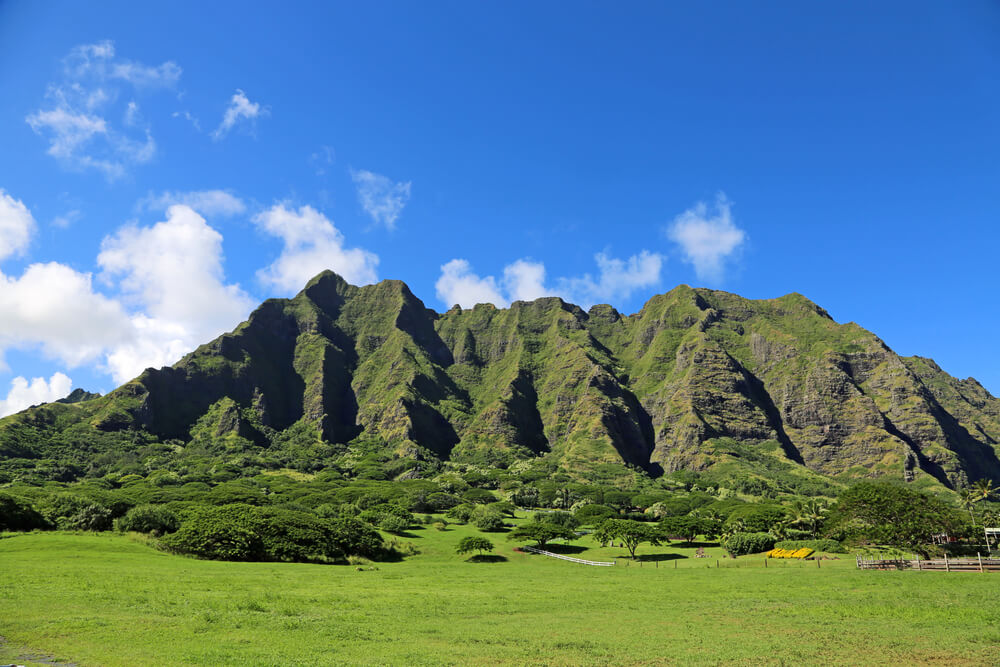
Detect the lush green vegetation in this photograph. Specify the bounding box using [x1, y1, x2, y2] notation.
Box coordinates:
[2, 524, 998, 666]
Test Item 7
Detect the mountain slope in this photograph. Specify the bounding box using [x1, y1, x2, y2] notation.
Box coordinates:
[2, 271, 998, 488]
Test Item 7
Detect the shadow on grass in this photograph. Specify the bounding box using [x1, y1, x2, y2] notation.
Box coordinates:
[636, 553, 686, 562]
[668, 541, 720, 549]
[466, 554, 508, 563]
[539, 543, 587, 555]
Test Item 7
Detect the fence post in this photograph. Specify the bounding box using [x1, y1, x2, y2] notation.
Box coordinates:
[978, 553, 984, 573]
[916, 555, 921, 571]
[817, 558, 820, 569]
[764, 558, 767, 568]
[716, 560, 719, 568]
[674, 560, 677, 569]
[945, 553, 950, 573]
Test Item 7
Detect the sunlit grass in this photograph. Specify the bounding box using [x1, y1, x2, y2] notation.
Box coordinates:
[1, 520, 997, 665]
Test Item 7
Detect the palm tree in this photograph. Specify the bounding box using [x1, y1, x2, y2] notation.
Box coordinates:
[791, 499, 827, 538]
[973, 479, 996, 505]
[959, 488, 978, 527]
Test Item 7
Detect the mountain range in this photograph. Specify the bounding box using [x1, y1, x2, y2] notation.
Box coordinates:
[2, 271, 998, 489]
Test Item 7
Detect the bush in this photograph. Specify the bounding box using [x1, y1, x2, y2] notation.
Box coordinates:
[446, 503, 475, 524]
[162, 504, 385, 563]
[425, 492, 462, 511]
[161, 504, 266, 561]
[474, 513, 505, 532]
[115, 504, 180, 535]
[378, 514, 410, 534]
[774, 538, 845, 554]
[720, 531, 775, 556]
[0, 492, 48, 531]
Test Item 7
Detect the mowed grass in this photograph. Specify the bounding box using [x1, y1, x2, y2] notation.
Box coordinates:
[1, 518, 999, 666]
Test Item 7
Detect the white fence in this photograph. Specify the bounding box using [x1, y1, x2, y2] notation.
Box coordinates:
[522, 545, 616, 566]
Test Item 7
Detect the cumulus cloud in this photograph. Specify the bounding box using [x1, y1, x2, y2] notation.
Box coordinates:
[351, 169, 411, 230]
[254, 203, 379, 293]
[0, 190, 37, 262]
[436, 252, 663, 310]
[98, 205, 255, 381]
[212, 89, 268, 141]
[138, 189, 246, 217]
[436, 259, 508, 309]
[25, 40, 177, 179]
[666, 194, 746, 283]
[0, 262, 133, 369]
[0, 372, 73, 418]
[0, 195, 254, 386]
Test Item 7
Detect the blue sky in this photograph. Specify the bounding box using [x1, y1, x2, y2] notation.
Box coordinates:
[0, 1, 998, 414]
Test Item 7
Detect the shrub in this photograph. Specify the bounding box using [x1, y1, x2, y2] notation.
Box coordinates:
[720, 531, 775, 556]
[161, 504, 266, 561]
[446, 503, 475, 524]
[378, 514, 410, 534]
[115, 504, 180, 535]
[0, 492, 48, 531]
[474, 513, 505, 532]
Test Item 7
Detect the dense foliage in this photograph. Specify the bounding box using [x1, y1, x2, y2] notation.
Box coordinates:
[720, 532, 775, 556]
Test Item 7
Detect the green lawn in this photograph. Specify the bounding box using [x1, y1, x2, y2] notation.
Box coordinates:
[1, 519, 998, 666]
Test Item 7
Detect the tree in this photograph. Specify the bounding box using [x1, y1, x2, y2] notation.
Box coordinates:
[828, 481, 961, 554]
[959, 488, 978, 527]
[595, 519, 662, 559]
[720, 531, 775, 556]
[506, 521, 577, 547]
[456, 536, 494, 556]
[659, 515, 708, 545]
[790, 499, 827, 538]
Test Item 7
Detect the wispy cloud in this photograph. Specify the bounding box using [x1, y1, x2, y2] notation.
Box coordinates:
[666, 193, 746, 283]
[138, 189, 246, 217]
[351, 169, 411, 230]
[254, 203, 379, 293]
[25, 40, 178, 180]
[212, 89, 268, 141]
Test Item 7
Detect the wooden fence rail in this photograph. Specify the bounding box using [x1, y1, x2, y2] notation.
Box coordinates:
[522, 545, 616, 566]
[857, 555, 1000, 572]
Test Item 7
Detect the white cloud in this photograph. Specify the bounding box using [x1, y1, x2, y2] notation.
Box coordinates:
[0, 372, 73, 418]
[212, 89, 267, 141]
[172, 110, 201, 131]
[558, 251, 664, 305]
[254, 203, 379, 293]
[666, 194, 746, 283]
[503, 260, 549, 302]
[139, 189, 246, 217]
[26, 40, 178, 179]
[52, 209, 82, 229]
[436, 259, 508, 309]
[435, 251, 663, 310]
[64, 40, 181, 89]
[0, 262, 133, 369]
[0, 190, 37, 262]
[0, 197, 254, 386]
[351, 169, 411, 230]
[98, 205, 255, 382]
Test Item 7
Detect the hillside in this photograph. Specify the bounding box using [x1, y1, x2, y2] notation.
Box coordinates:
[2, 271, 998, 489]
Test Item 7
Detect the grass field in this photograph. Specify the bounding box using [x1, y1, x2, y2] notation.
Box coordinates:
[2, 517, 999, 666]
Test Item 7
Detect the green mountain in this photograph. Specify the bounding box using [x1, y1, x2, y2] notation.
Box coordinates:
[2, 271, 998, 489]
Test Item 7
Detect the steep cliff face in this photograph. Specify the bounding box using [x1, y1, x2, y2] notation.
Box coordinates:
[4, 271, 999, 487]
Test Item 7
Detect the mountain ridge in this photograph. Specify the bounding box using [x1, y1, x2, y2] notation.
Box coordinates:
[2, 270, 998, 489]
